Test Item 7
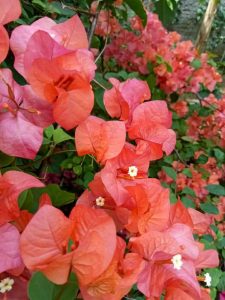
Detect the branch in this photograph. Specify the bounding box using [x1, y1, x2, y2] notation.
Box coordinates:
[195, 0, 220, 52]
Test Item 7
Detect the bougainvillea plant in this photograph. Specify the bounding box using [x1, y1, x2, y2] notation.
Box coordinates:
[0, 0, 224, 299]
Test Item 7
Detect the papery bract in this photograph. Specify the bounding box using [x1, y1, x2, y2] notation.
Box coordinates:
[75, 116, 126, 164]
[77, 175, 130, 231]
[0, 0, 21, 63]
[103, 78, 150, 125]
[128, 101, 176, 160]
[98, 142, 164, 207]
[125, 184, 170, 234]
[169, 199, 193, 229]
[188, 208, 213, 235]
[21, 205, 117, 286]
[0, 171, 44, 226]
[79, 237, 143, 300]
[10, 15, 88, 77]
[0, 26, 9, 63]
[0, 223, 23, 274]
[13, 193, 52, 233]
[22, 31, 95, 129]
[195, 247, 219, 269]
[0, 68, 53, 158]
[70, 205, 117, 285]
[130, 227, 201, 299]
[20, 205, 73, 284]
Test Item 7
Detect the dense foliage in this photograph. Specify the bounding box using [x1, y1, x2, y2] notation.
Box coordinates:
[0, 0, 224, 299]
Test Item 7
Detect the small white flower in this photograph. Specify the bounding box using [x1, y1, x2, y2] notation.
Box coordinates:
[0, 277, 14, 294]
[171, 254, 183, 270]
[95, 196, 105, 207]
[204, 273, 212, 287]
[128, 166, 138, 178]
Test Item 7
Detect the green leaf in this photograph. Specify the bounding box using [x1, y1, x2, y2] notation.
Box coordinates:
[181, 136, 195, 142]
[210, 288, 217, 300]
[19, 184, 75, 212]
[83, 172, 94, 187]
[32, 0, 46, 9]
[216, 237, 225, 249]
[162, 166, 177, 180]
[73, 165, 82, 175]
[205, 184, 225, 196]
[53, 128, 74, 144]
[217, 272, 225, 292]
[28, 272, 78, 300]
[94, 73, 111, 89]
[0, 152, 14, 168]
[163, 155, 173, 164]
[169, 191, 177, 204]
[222, 249, 225, 259]
[95, 88, 106, 112]
[18, 189, 36, 212]
[181, 196, 195, 208]
[72, 156, 82, 164]
[200, 202, 219, 215]
[154, 0, 178, 26]
[181, 187, 196, 197]
[191, 59, 202, 69]
[44, 125, 54, 139]
[182, 168, 192, 178]
[146, 73, 156, 91]
[124, 0, 147, 26]
[198, 107, 214, 117]
[213, 148, 224, 162]
[41, 184, 75, 207]
[195, 154, 208, 164]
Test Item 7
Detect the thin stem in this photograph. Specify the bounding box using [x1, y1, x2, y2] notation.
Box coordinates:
[51, 149, 77, 156]
[92, 78, 107, 90]
[174, 149, 189, 167]
[88, 11, 100, 49]
[95, 35, 109, 63]
[60, 1, 96, 16]
[95, 9, 110, 63]
[88, 0, 105, 49]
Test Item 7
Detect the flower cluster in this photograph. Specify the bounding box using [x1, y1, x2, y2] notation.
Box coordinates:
[186, 94, 225, 148]
[104, 13, 222, 95]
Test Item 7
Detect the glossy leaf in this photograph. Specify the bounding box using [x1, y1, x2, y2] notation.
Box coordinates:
[200, 202, 219, 215]
[205, 184, 225, 196]
[124, 0, 147, 26]
[28, 272, 78, 300]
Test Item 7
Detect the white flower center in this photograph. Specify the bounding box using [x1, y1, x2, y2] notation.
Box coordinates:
[204, 273, 212, 287]
[0, 277, 14, 293]
[171, 254, 183, 270]
[95, 196, 105, 207]
[128, 166, 138, 178]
